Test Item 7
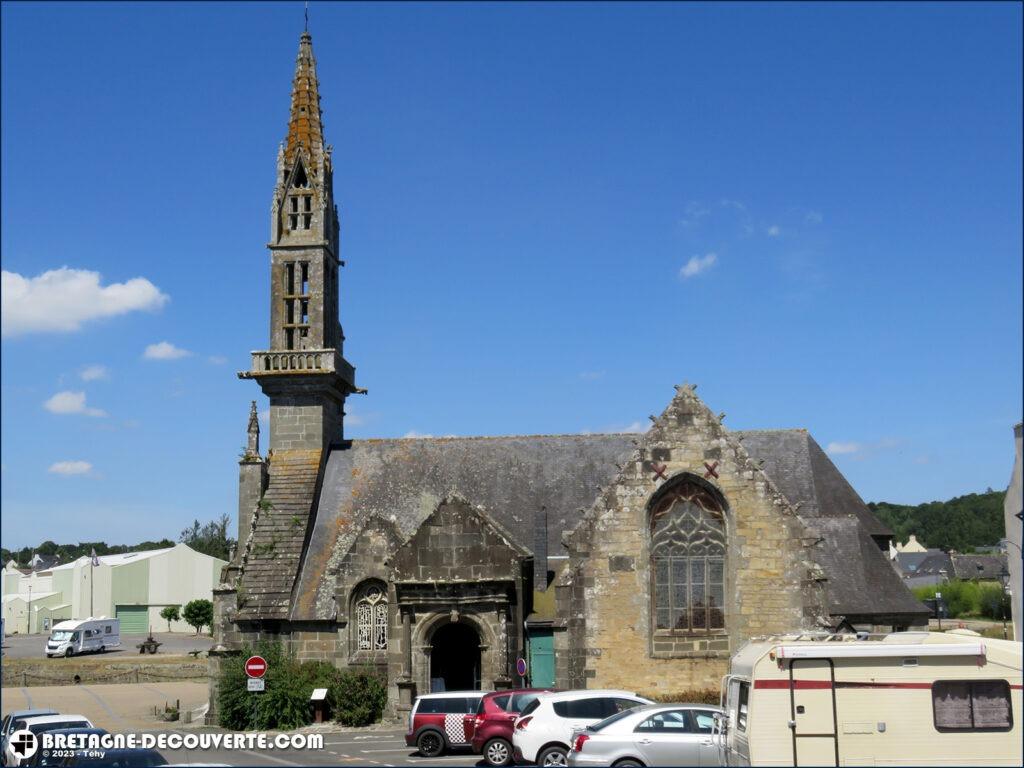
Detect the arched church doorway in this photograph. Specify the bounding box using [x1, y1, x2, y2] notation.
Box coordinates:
[430, 621, 481, 691]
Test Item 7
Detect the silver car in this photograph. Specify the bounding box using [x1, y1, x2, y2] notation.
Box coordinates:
[567, 703, 722, 767]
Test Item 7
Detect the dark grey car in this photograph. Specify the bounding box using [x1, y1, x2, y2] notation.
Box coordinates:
[566, 704, 722, 767]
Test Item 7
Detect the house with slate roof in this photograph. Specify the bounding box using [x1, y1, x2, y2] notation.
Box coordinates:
[207, 29, 929, 720]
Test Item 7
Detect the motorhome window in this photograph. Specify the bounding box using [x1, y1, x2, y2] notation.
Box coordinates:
[51, 631, 73, 641]
[933, 680, 1012, 731]
[105, 626, 112, 633]
[737, 682, 750, 732]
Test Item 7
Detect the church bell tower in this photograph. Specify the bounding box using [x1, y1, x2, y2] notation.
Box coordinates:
[239, 30, 356, 452]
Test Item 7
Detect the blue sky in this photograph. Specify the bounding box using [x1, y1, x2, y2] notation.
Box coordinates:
[1, 2, 1021, 549]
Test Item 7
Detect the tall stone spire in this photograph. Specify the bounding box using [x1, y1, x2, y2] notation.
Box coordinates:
[284, 31, 326, 171]
[240, 28, 356, 454]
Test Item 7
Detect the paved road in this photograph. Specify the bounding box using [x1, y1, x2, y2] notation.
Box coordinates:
[1, 682, 210, 729]
[1, 632, 214, 658]
[157, 728, 487, 767]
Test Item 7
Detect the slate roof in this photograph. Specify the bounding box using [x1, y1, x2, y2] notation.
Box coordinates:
[734, 430, 893, 539]
[911, 552, 954, 578]
[895, 549, 946, 575]
[288, 428, 925, 621]
[951, 554, 1008, 581]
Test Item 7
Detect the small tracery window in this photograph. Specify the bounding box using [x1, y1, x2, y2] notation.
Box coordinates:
[651, 481, 726, 633]
[355, 582, 388, 651]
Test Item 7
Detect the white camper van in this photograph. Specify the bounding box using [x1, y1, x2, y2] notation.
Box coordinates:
[45, 618, 121, 657]
[719, 631, 1022, 767]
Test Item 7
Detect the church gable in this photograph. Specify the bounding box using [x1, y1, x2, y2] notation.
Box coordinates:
[391, 496, 531, 584]
[558, 383, 827, 692]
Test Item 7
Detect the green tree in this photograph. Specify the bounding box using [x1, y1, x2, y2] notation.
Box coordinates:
[180, 514, 236, 561]
[869, 490, 1006, 552]
[160, 605, 180, 632]
[182, 599, 214, 635]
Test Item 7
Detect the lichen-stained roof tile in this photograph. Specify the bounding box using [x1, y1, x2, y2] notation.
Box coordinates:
[290, 434, 636, 619]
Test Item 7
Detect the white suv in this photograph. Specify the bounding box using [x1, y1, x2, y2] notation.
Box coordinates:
[512, 690, 654, 766]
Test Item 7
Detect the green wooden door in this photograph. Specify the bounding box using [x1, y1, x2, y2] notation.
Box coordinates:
[115, 605, 148, 634]
[529, 629, 555, 687]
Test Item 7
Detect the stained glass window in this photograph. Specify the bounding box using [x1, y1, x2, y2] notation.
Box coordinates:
[651, 482, 726, 633]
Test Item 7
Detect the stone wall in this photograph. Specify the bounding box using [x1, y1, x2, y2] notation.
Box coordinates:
[562, 384, 826, 695]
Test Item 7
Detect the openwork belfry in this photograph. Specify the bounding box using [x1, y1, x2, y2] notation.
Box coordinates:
[355, 582, 388, 651]
[651, 481, 727, 633]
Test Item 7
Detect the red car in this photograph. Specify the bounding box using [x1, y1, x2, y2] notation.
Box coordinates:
[405, 691, 489, 758]
[471, 689, 559, 766]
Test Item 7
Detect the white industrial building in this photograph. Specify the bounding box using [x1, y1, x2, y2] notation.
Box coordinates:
[1, 543, 226, 634]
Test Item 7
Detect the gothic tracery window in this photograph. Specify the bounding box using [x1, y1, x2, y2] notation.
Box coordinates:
[354, 582, 388, 651]
[651, 481, 726, 633]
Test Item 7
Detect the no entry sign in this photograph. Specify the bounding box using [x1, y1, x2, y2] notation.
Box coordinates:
[245, 655, 268, 679]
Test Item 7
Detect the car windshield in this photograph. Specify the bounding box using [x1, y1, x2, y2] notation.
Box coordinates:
[31, 721, 89, 735]
[588, 709, 639, 732]
[50, 631, 73, 642]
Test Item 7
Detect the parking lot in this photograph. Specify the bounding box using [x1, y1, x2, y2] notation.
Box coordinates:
[158, 728, 486, 767]
[1, 632, 214, 659]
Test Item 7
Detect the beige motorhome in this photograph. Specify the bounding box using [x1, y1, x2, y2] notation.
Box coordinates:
[719, 631, 1023, 766]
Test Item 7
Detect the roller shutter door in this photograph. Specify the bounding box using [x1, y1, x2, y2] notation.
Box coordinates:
[115, 605, 148, 634]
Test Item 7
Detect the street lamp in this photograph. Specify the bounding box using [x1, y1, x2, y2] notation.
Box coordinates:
[999, 565, 1011, 640]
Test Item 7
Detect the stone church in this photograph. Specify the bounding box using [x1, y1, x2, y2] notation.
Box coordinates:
[208, 30, 928, 720]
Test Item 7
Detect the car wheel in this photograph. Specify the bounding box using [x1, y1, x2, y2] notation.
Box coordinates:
[416, 730, 444, 758]
[99, 645, 106, 654]
[65, 647, 74, 658]
[484, 738, 513, 767]
[538, 746, 568, 766]
[613, 761, 644, 768]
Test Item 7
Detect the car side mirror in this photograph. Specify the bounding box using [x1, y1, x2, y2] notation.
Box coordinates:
[713, 712, 727, 734]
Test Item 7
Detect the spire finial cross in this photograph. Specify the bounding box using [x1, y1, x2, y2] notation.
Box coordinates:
[304, 1, 309, 33]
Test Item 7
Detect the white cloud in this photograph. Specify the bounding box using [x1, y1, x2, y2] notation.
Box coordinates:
[680, 201, 710, 228]
[579, 371, 605, 381]
[346, 412, 366, 427]
[679, 253, 718, 279]
[80, 364, 109, 381]
[826, 441, 862, 455]
[44, 390, 107, 417]
[48, 460, 93, 476]
[258, 409, 270, 426]
[402, 430, 433, 439]
[207, 355, 227, 365]
[1, 267, 168, 337]
[582, 420, 649, 435]
[767, 225, 781, 237]
[143, 341, 191, 360]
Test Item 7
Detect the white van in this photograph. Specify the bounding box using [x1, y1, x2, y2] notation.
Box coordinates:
[45, 618, 121, 658]
[719, 630, 1023, 767]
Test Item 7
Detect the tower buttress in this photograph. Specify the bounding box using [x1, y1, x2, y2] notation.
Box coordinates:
[239, 30, 357, 453]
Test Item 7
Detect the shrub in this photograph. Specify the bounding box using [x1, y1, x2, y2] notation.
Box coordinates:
[217, 644, 386, 730]
[333, 667, 387, 726]
[912, 581, 981, 618]
[644, 689, 719, 705]
[218, 641, 321, 730]
[978, 584, 1011, 620]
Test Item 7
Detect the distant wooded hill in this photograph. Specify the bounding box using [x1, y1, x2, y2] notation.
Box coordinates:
[2, 514, 236, 567]
[868, 490, 1007, 552]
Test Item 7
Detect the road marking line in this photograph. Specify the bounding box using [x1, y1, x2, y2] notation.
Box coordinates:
[238, 748, 304, 766]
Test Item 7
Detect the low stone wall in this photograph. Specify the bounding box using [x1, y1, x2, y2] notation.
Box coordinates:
[2, 655, 208, 688]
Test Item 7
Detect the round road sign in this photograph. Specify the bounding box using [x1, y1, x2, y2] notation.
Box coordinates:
[245, 655, 268, 678]
[516, 657, 528, 677]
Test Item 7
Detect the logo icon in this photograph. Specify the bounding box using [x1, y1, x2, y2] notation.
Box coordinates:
[9, 729, 38, 761]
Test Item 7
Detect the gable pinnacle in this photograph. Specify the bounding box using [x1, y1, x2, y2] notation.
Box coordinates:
[245, 401, 261, 459]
